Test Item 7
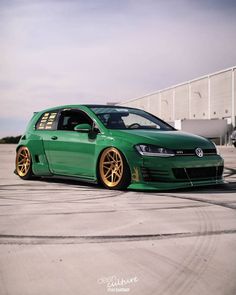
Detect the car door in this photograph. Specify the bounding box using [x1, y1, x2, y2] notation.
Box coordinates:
[43, 109, 97, 178]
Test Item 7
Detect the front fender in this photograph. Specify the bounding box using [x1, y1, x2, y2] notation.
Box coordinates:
[95, 134, 143, 183]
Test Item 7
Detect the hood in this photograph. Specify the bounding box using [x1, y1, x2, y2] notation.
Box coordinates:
[110, 129, 214, 150]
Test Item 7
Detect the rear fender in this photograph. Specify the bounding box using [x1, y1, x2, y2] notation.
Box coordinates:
[17, 135, 52, 176]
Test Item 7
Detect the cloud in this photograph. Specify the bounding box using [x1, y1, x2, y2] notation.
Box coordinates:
[0, 0, 236, 136]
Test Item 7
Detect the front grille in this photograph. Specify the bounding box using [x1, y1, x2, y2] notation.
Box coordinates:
[175, 148, 216, 156]
[173, 166, 223, 180]
[141, 167, 169, 182]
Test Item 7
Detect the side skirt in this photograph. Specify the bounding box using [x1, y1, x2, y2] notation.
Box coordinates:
[41, 174, 98, 184]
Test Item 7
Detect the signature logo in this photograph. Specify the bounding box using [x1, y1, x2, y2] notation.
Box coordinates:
[97, 275, 138, 293]
[195, 148, 204, 158]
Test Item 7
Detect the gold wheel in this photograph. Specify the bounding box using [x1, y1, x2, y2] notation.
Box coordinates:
[99, 147, 124, 188]
[16, 147, 32, 178]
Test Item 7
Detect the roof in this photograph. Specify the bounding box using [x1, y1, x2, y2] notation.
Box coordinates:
[36, 104, 136, 113]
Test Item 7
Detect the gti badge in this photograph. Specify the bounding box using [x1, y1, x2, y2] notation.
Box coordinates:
[195, 148, 204, 158]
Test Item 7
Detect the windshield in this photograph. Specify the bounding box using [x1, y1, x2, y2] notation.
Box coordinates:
[89, 106, 174, 131]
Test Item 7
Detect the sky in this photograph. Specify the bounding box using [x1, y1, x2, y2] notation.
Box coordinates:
[0, 0, 236, 137]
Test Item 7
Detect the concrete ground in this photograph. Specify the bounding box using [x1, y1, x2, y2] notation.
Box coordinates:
[0, 144, 235, 295]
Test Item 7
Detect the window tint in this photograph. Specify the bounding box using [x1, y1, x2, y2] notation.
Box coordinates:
[90, 107, 174, 131]
[58, 110, 93, 131]
[122, 113, 160, 129]
[36, 112, 58, 130]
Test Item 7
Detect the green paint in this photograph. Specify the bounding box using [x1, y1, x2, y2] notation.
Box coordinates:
[16, 104, 224, 190]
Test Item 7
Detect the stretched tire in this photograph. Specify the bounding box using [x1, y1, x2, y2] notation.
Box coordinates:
[16, 146, 34, 180]
[98, 147, 131, 190]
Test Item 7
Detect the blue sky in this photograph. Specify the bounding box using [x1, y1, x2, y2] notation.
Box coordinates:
[0, 0, 236, 137]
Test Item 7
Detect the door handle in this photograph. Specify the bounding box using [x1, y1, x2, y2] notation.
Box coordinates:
[51, 136, 58, 140]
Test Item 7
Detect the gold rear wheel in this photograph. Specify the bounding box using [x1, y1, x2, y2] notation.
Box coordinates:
[99, 147, 130, 189]
[16, 146, 33, 179]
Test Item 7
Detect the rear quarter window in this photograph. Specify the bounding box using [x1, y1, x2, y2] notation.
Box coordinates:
[35, 112, 58, 130]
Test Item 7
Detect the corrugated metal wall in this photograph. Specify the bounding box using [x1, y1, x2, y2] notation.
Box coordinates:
[175, 84, 189, 120]
[119, 67, 236, 127]
[210, 71, 232, 119]
[190, 78, 208, 119]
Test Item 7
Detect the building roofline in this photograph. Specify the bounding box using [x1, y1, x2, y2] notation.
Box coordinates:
[119, 66, 236, 104]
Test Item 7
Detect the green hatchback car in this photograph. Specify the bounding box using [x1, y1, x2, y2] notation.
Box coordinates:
[15, 105, 224, 190]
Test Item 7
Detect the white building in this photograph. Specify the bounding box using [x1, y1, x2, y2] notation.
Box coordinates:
[119, 66, 236, 129]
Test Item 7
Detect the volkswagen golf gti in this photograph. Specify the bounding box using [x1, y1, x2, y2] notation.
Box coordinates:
[15, 105, 224, 190]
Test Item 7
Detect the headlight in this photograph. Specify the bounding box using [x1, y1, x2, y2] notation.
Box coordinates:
[135, 144, 175, 157]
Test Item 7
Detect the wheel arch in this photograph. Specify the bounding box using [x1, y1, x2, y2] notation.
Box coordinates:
[16, 144, 33, 161]
[95, 146, 132, 183]
[16, 144, 24, 152]
[16, 139, 51, 176]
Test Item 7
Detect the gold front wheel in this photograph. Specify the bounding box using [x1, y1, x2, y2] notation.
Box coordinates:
[16, 146, 33, 179]
[99, 147, 130, 190]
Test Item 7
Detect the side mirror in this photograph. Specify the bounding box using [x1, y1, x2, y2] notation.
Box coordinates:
[74, 123, 91, 132]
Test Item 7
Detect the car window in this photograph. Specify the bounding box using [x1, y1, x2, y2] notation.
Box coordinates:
[90, 107, 174, 131]
[35, 111, 58, 130]
[57, 110, 93, 131]
[122, 113, 160, 129]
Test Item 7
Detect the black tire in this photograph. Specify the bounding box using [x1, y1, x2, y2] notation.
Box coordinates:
[15, 146, 34, 180]
[98, 147, 131, 190]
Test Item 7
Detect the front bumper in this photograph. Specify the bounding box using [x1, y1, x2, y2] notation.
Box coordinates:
[128, 154, 224, 191]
